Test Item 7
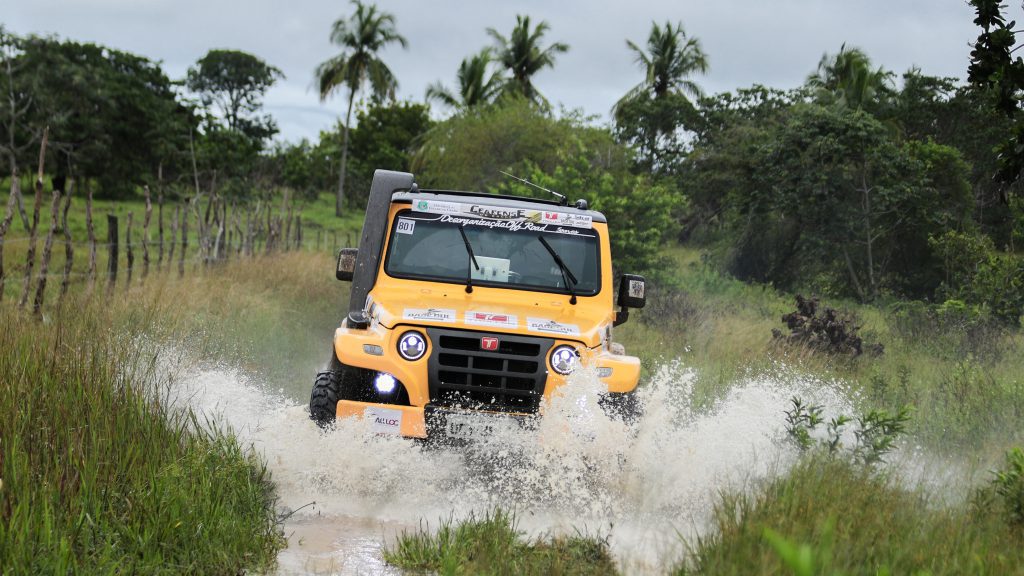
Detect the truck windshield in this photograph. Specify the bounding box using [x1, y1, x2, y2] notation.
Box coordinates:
[384, 209, 601, 295]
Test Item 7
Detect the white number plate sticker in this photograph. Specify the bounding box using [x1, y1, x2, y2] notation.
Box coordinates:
[445, 413, 494, 440]
[396, 218, 416, 235]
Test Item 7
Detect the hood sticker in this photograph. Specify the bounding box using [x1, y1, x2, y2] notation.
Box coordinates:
[413, 199, 593, 229]
[527, 317, 581, 336]
[465, 311, 519, 328]
[403, 308, 456, 323]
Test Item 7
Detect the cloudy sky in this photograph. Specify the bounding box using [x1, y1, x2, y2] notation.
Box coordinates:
[5, 0, 998, 143]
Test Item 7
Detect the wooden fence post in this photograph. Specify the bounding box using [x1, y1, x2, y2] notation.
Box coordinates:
[125, 211, 134, 286]
[32, 182, 62, 314]
[179, 202, 187, 277]
[107, 214, 118, 289]
[86, 183, 97, 290]
[142, 185, 152, 278]
[19, 127, 47, 309]
[169, 204, 178, 267]
[157, 163, 164, 268]
[59, 180, 74, 299]
[0, 170, 20, 302]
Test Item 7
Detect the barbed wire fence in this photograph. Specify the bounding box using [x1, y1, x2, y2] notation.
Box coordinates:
[0, 170, 351, 316]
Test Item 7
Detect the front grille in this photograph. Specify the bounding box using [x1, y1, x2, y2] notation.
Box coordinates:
[426, 328, 553, 413]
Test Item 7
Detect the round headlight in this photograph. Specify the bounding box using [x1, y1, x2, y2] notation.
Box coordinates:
[550, 345, 579, 375]
[397, 331, 427, 361]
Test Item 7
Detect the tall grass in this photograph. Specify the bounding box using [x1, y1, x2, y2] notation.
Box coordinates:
[0, 285, 284, 572]
[384, 509, 618, 576]
[677, 455, 1024, 575]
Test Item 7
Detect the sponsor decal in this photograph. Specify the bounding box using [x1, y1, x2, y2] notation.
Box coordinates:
[465, 311, 518, 328]
[365, 406, 403, 435]
[403, 308, 456, 323]
[480, 337, 500, 351]
[412, 200, 462, 215]
[628, 279, 645, 299]
[527, 317, 581, 336]
[411, 200, 592, 229]
[436, 214, 584, 236]
[395, 218, 416, 235]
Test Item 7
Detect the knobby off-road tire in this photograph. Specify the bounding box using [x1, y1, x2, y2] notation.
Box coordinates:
[309, 370, 342, 428]
[600, 390, 642, 426]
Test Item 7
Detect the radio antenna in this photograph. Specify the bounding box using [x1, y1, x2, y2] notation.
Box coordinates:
[500, 171, 567, 205]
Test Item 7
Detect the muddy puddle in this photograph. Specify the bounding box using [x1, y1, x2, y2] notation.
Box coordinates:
[165, 359, 855, 574]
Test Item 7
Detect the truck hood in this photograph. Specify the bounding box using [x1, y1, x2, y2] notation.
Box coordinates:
[367, 284, 611, 348]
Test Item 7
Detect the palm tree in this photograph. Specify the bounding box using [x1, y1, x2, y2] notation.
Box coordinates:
[615, 21, 708, 112]
[614, 21, 708, 170]
[486, 15, 569, 105]
[806, 44, 894, 111]
[315, 0, 407, 217]
[425, 48, 504, 110]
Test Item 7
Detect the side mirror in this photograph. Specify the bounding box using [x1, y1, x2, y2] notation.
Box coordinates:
[336, 248, 358, 281]
[617, 274, 646, 309]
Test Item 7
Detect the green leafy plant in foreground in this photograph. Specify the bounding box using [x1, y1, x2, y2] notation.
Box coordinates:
[784, 396, 911, 466]
[991, 447, 1024, 529]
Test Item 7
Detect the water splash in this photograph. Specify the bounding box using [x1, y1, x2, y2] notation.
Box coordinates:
[162, 357, 855, 574]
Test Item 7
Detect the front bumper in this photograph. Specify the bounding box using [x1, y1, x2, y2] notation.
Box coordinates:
[337, 400, 538, 439]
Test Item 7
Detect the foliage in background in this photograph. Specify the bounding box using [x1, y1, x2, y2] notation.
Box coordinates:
[493, 137, 685, 281]
[614, 20, 708, 172]
[486, 15, 569, 107]
[426, 48, 505, 111]
[315, 0, 408, 216]
[0, 30, 196, 197]
[413, 99, 616, 191]
[186, 49, 283, 144]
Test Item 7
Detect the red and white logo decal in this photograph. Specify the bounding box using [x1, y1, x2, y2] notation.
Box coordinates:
[465, 311, 518, 328]
[481, 337, 499, 351]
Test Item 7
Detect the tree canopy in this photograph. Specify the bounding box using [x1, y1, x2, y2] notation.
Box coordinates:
[487, 15, 568, 106]
[186, 49, 283, 143]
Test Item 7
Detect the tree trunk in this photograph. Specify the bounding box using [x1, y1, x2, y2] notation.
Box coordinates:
[32, 183, 62, 315]
[336, 92, 356, 218]
[860, 168, 877, 300]
[59, 180, 73, 299]
[841, 245, 867, 302]
[19, 128, 47, 309]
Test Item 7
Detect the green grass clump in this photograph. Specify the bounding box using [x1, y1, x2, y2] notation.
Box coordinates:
[384, 509, 618, 575]
[678, 456, 1024, 575]
[0, 298, 284, 573]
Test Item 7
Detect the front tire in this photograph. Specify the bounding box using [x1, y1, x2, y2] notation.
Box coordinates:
[310, 370, 342, 428]
[600, 391, 642, 425]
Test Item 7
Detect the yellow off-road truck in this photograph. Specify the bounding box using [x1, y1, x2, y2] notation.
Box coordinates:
[310, 170, 647, 440]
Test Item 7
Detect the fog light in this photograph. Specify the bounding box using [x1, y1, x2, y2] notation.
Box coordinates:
[597, 367, 613, 378]
[374, 372, 397, 394]
[550, 345, 579, 375]
[363, 344, 383, 356]
[397, 331, 427, 361]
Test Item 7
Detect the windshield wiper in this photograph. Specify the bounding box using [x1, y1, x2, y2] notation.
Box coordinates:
[538, 236, 578, 305]
[458, 224, 480, 293]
